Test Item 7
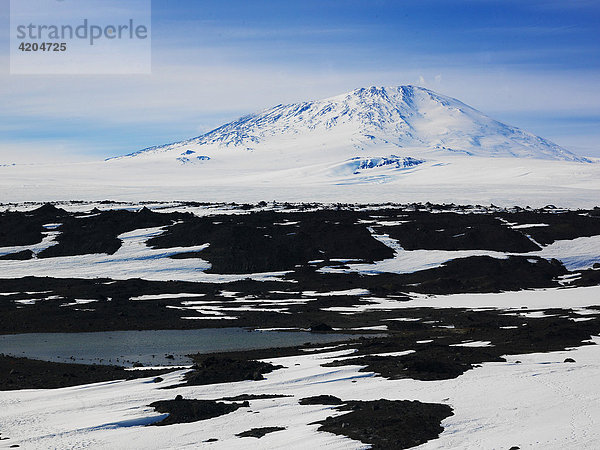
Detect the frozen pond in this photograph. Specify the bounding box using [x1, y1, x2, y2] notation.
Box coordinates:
[0, 328, 361, 367]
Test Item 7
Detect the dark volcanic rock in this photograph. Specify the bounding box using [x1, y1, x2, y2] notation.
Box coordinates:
[499, 210, 600, 245]
[380, 211, 540, 252]
[0, 354, 170, 390]
[299, 395, 344, 405]
[39, 209, 183, 258]
[148, 398, 247, 426]
[236, 427, 286, 438]
[314, 399, 453, 449]
[180, 356, 283, 386]
[0, 250, 33, 260]
[0, 277, 225, 334]
[0, 204, 598, 340]
[325, 345, 503, 381]
[0, 204, 65, 247]
[401, 255, 567, 294]
[324, 310, 600, 381]
[571, 267, 600, 287]
[310, 322, 334, 332]
[148, 210, 394, 273]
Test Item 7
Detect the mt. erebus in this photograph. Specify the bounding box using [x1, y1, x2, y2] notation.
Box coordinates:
[1, 85, 598, 205]
[114, 85, 585, 166]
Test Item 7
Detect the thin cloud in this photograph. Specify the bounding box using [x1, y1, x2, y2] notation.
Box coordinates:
[466, 25, 581, 35]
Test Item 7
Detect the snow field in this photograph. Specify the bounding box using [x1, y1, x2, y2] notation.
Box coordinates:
[2, 334, 599, 449]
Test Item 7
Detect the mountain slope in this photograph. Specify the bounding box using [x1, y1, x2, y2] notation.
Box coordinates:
[115, 85, 585, 164]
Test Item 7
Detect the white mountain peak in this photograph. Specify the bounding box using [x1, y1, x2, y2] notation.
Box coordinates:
[116, 85, 585, 163]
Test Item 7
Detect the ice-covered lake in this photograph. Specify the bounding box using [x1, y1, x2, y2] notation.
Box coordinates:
[0, 328, 360, 367]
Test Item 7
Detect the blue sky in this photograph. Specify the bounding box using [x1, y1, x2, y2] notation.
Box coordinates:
[1, 0, 599, 162]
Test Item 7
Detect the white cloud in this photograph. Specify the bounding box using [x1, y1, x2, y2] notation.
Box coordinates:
[2, 58, 599, 122]
[0, 140, 99, 164]
[1, 45, 599, 160]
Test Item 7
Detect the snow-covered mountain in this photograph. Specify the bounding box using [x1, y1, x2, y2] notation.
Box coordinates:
[3, 85, 598, 206]
[114, 85, 585, 164]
